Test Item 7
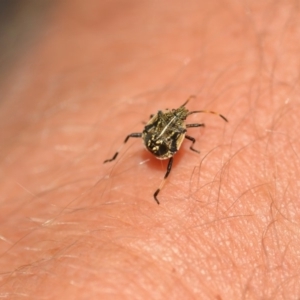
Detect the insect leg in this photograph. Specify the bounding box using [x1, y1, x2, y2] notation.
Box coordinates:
[104, 133, 142, 163]
[186, 123, 205, 128]
[153, 157, 173, 204]
[185, 135, 200, 154]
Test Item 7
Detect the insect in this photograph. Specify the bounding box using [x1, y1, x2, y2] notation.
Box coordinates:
[104, 96, 228, 204]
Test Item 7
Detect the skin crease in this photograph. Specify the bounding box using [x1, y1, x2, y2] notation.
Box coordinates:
[1, 0, 300, 299]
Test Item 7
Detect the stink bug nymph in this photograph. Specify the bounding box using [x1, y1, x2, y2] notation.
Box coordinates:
[104, 96, 228, 204]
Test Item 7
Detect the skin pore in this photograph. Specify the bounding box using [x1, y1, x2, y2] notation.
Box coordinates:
[1, 0, 300, 299]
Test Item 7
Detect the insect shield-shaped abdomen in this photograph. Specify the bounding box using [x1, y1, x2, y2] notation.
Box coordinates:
[142, 111, 187, 160]
[142, 132, 170, 159]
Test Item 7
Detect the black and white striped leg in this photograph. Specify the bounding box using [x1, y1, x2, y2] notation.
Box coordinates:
[104, 133, 142, 163]
[153, 157, 173, 204]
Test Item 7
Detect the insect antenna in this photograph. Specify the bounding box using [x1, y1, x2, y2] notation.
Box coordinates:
[188, 110, 228, 122]
[180, 95, 196, 108]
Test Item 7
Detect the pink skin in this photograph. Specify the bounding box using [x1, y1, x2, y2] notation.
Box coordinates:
[1, 0, 300, 299]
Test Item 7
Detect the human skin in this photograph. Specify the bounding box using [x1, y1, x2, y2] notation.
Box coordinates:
[1, 0, 300, 299]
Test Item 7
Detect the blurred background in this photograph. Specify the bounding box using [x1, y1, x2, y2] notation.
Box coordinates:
[0, 0, 53, 81]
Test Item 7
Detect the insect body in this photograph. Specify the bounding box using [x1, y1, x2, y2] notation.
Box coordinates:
[143, 109, 187, 159]
[104, 96, 228, 204]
